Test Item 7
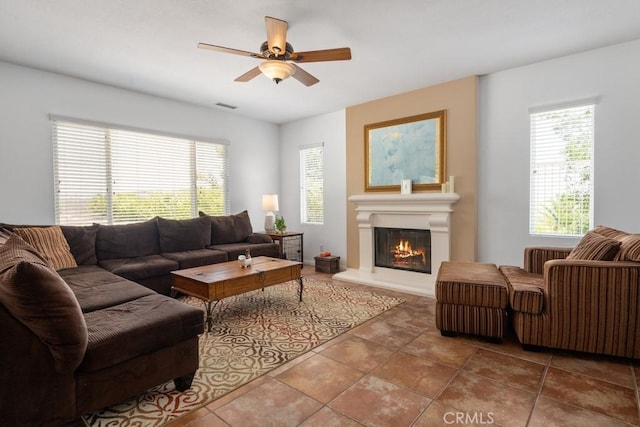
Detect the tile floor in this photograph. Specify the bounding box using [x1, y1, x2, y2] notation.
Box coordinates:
[168, 271, 640, 427]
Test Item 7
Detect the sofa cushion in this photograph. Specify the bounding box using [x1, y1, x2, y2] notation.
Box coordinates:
[157, 216, 211, 253]
[14, 226, 78, 271]
[61, 224, 99, 265]
[162, 248, 228, 269]
[201, 210, 253, 244]
[499, 266, 544, 315]
[59, 265, 155, 313]
[0, 235, 88, 373]
[208, 242, 280, 260]
[435, 261, 508, 309]
[246, 233, 274, 244]
[79, 293, 203, 372]
[96, 218, 160, 260]
[99, 254, 179, 282]
[566, 231, 621, 261]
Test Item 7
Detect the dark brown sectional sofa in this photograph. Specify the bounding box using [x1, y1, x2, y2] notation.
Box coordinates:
[0, 211, 279, 426]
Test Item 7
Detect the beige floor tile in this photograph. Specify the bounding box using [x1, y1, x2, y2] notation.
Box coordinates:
[541, 367, 640, 425]
[214, 377, 322, 427]
[351, 317, 424, 348]
[372, 351, 457, 398]
[404, 331, 478, 368]
[464, 347, 546, 393]
[319, 335, 395, 372]
[328, 375, 431, 427]
[437, 371, 535, 427]
[528, 395, 633, 427]
[276, 353, 364, 403]
[299, 407, 365, 426]
[550, 351, 635, 388]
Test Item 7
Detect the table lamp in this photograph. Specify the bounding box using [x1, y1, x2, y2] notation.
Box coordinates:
[262, 194, 279, 232]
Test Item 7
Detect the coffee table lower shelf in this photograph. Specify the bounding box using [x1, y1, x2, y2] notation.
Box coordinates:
[171, 256, 303, 332]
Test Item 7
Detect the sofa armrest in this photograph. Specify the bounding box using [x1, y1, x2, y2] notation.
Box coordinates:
[245, 233, 273, 244]
[524, 246, 572, 274]
[542, 259, 640, 356]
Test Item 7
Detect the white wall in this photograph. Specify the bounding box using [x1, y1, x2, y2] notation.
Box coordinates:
[280, 110, 347, 266]
[0, 61, 280, 229]
[478, 39, 640, 266]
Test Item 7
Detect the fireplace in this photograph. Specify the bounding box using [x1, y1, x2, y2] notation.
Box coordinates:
[333, 193, 459, 297]
[375, 227, 431, 273]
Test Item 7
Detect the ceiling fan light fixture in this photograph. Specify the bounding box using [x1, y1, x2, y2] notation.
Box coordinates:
[259, 60, 295, 84]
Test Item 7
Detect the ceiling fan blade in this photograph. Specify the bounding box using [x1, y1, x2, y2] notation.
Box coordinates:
[290, 47, 352, 63]
[265, 16, 288, 57]
[291, 64, 319, 86]
[197, 43, 263, 59]
[234, 66, 262, 82]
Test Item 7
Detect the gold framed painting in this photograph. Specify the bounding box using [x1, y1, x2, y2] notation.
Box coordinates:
[364, 110, 446, 192]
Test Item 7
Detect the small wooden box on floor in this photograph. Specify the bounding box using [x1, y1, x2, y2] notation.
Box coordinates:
[314, 256, 340, 273]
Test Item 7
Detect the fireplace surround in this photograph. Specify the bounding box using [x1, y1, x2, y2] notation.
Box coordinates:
[334, 193, 459, 297]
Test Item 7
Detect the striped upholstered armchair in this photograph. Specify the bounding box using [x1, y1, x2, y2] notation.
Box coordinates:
[500, 226, 640, 358]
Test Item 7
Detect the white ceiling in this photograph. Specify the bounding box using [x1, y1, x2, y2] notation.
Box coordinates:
[1, 0, 640, 124]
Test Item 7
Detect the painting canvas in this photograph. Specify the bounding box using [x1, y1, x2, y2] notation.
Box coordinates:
[365, 110, 446, 192]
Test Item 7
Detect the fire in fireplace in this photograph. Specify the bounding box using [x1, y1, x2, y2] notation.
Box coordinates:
[374, 227, 431, 274]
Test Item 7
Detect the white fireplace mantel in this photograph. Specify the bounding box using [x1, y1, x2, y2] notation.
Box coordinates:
[334, 192, 460, 297]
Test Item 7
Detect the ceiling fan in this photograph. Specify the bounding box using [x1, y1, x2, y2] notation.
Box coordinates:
[198, 16, 351, 86]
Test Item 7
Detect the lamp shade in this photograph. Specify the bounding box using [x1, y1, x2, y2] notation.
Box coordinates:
[259, 60, 295, 84]
[262, 194, 279, 212]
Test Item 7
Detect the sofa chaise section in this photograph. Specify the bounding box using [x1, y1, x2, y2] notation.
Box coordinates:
[0, 233, 204, 426]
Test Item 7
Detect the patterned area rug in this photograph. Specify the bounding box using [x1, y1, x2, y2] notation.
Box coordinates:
[84, 279, 403, 426]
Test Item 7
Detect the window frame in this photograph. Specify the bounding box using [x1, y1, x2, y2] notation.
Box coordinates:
[51, 115, 229, 225]
[299, 142, 324, 225]
[528, 100, 597, 237]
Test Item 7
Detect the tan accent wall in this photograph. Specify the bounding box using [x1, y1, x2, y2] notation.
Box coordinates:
[345, 76, 478, 266]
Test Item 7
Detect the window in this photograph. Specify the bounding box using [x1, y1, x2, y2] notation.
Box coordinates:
[52, 116, 228, 225]
[529, 102, 595, 236]
[299, 143, 324, 224]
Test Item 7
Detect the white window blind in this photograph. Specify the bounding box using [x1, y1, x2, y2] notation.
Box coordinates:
[529, 103, 595, 236]
[52, 117, 229, 225]
[299, 143, 324, 224]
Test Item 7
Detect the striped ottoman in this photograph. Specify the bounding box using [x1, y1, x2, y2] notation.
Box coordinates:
[435, 261, 509, 342]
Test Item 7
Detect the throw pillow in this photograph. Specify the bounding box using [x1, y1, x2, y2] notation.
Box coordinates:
[0, 233, 49, 271]
[14, 226, 78, 271]
[0, 235, 88, 373]
[566, 231, 621, 261]
[156, 216, 212, 253]
[618, 234, 640, 262]
[61, 224, 99, 265]
[200, 210, 253, 245]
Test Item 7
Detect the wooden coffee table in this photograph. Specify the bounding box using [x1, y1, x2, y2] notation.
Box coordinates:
[171, 256, 303, 332]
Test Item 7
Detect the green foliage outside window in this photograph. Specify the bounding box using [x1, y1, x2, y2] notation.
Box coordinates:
[87, 188, 225, 224]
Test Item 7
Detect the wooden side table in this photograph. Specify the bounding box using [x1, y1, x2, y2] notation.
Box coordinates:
[264, 232, 304, 263]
